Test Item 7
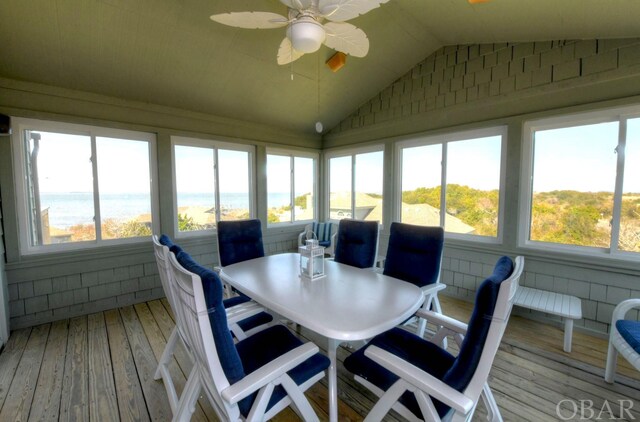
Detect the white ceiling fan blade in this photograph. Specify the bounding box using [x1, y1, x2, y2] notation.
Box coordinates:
[210, 12, 288, 29]
[277, 37, 305, 65]
[318, 0, 389, 22]
[279, 0, 313, 9]
[323, 22, 369, 57]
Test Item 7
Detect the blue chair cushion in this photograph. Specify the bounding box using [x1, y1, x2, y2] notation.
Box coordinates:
[217, 219, 265, 267]
[158, 233, 181, 253]
[383, 223, 444, 288]
[334, 219, 378, 269]
[222, 294, 274, 334]
[235, 325, 330, 417]
[616, 320, 640, 354]
[344, 327, 455, 417]
[443, 256, 513, 391]
[169, 244, 184, 255]
[158, 234, 185, 255]
[175, 251, 246, 385]
[158, 234, 175, 248]
[223, 295, 251, 308]
[312, 222, 333, 243]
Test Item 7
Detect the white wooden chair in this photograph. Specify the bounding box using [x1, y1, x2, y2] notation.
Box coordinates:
[604, 298, 640, 383]
[152, 235, 270, 415]
[344, 256, 524, 422]
[383, 223, 446, 339]
[168, 249, 330, 421]
[298, 221, 337, 256]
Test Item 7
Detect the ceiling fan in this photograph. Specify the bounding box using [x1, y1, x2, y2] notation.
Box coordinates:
[210, 0, 389, 65]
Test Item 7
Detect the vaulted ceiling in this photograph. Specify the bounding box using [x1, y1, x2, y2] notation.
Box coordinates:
[2, 0, 640, 138]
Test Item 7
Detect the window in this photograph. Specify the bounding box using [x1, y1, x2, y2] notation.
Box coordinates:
[521, 107, 640, 257]
[397, 127, 505, 240]
[266, 151, 316, 224]
[173, 136, 254, 234]
[13, 118, 157, 254]
[327, 147, 384, 222]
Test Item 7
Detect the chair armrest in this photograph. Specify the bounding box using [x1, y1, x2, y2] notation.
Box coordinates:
[612, 298, 640, 322]
[297, 231, 306, 247]
[415, 309, 468, 336]
[365, 345, 474, 415]
[225, 302, 265, 324]
[221, 342, 319, 404]
[421, 283, 447, 297]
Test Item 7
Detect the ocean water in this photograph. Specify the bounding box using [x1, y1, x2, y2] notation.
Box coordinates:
[40, 192, 292, 228]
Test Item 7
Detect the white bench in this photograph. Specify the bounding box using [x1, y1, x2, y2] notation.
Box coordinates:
[514, 286, 582, 353]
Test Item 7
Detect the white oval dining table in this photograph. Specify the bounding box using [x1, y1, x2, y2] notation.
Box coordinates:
[219, 252, 424, 422]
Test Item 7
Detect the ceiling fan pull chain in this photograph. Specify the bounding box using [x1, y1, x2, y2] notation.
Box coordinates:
[290, 39, 295, 80]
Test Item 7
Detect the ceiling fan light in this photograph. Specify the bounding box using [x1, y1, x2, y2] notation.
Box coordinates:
[286, 18, 325, 53]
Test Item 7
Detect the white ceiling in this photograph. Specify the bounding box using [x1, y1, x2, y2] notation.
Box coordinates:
[1, 0, 640, 137]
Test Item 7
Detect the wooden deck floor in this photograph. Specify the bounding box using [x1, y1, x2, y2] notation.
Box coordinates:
[0, 295, 638, 421]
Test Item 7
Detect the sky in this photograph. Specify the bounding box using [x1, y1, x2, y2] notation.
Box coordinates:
[329, 151, 384, 194]
[33, 131, 151, 194]
[401, 136, 502, 192]
[30, 117, 640, 196]
[174, 145, 250, 194]
[533, 119, 640, 193]
[266, 154, 315, 197]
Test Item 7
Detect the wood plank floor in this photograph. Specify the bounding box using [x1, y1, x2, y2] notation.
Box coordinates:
[0, 295, 638, 421]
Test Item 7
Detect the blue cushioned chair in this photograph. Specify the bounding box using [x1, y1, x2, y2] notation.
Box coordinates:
[152, 234, 192, 413]
[298, 221, 337, 256]
[152, 235, 273, 415]
[168, 250, 330, 421]
[344, 256, 524, 422]
[333, 219, 379, 269]
[605, 298, 640, 383]
[384, 223, 446, 338]
[216, 219, 271, 316]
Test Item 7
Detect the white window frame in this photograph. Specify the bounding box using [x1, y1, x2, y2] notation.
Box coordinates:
[395, 126, 507, 243]
[324, 144, 385, 224]
[519, 105, 640, 260]
[171, 136, 255, 238]
[12, 117, 159, 255]
[266, 149, 318, 227]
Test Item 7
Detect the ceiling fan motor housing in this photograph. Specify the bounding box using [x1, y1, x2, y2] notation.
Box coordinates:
[286, 16, 326, 53]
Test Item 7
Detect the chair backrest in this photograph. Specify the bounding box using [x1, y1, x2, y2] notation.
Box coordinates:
[383, 223, 444, 288]
[217, 219, 265, 267]
[168, 250, 245, 420]
[448, 256, 524, 404]
[312, 221, 334, 244]
[333, 219, 379, 269]
[152, 235, 177, 312]
[152, 235, 185, 329]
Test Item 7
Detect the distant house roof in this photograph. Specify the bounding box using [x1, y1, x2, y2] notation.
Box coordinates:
[329, 192, 475, 233]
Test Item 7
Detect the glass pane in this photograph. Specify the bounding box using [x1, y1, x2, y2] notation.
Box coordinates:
[355, 151, 383, 222]
[294, 157, 314, 222]
[24, 130, 95, 245]
[329, 156, 352, 220]
[175, 145, 216, 232]
[619, 118, 640, 252]
[97, 137, 152, 239]
[267, 154, 292, 224]
[530, 122, 618, 248]
[400, 144, 442, 226]
[445, 136, 501, 236]
[218, 149, 251, 221]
